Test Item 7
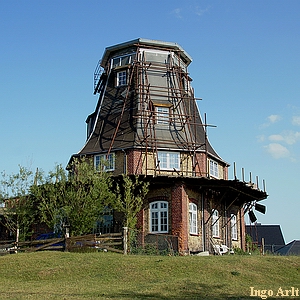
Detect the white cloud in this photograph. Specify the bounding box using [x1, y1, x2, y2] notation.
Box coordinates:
[292, 116, 300, 126]
[257, 135, 266, 142]
[269, 131, 300, 145]
[264, 143, 290, 159]
[268, 134, 283, 142]
[285, 131, 300, 145]
[171, 8, 182, 19]
[260, 114, 282, 128]
[268, 114, 282, 124]
[195, 6, 210, 16]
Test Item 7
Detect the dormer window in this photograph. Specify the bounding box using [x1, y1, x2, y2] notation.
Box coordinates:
[117, 70, 127, 86]
[112, 53, 135, 68]
[155, 106, 169, 125]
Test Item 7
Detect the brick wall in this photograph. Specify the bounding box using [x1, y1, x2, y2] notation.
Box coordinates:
[171, 182, 188, 254]
[127, 149, 143, 174]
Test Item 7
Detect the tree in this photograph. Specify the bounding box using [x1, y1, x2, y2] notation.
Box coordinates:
[113, 174, 149, 229]
[30, 158, 116, 236]
[111, 174, 149, 253]
[0, 166, 37, 242]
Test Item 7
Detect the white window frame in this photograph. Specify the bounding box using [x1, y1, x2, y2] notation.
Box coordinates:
[212, 209, 220, 238]
[155, 106, 169, 125]
[209, 159, 219, 178]
[94, 153, 115, 172]
[112, 53, 135, 68]
[150, 201, 168, 233]
[189, 203, 198, 235]
[116, 70, 127, 86]
[157, 151, 180, 171]
[231, 214, 238, 240]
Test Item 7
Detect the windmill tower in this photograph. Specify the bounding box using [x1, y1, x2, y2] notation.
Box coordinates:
[77, 38, 225, 177]
[70, 39, 267, 254]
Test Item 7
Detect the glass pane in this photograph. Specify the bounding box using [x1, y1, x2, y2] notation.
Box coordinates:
[158, 152, 168, 169]
[169, 153, 179, 169]
[145, 52, 168, 63]
[121, 56, 130, 65]
[112, 58, 118, 68]
[151, 203, 158, 209]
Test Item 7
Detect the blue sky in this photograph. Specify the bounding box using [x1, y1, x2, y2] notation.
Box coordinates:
[1, 1, 299, 243]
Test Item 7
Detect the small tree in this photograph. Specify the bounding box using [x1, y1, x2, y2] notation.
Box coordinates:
[113, 174, 149, 230]
[0, 166, 36, 242]
[111, 174, 149, 253]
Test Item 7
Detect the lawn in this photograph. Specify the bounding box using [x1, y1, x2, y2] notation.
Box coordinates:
[0, 251, 299, 299]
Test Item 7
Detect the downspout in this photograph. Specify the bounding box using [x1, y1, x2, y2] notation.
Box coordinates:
[224, 203, 229, 248]
[201, 192, 205, 251]
[122, 149, 127, 174]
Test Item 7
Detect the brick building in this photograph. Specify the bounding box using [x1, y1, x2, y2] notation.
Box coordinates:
[70, 38, 267, 254]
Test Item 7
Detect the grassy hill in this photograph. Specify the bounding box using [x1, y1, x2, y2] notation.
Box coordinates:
[0, 251, 299, 299]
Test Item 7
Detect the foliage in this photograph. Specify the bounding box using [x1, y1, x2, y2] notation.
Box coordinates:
[112, 174, 149, 229]
[110, 175, 149, 253]
[0, 166, 37, 241]
[1, 160, 149, 240]
[30, 158, 116, 236]
[232, 247, 249, 255]
[245, 233, 260, 254]
[131, 244, 176, 256]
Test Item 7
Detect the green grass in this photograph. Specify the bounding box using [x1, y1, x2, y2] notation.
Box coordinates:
[0, 251, 299, 299]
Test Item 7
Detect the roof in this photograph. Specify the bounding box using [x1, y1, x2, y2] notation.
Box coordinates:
[149, 175, 268, 206]
[101, 38, 192, 67]
[246, 224, 285, 251]
[276, 240, 300, 256]
[76, 39, 225, 164]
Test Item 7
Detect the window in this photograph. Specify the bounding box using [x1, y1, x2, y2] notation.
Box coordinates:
[157, 151, 180, 170]
[117, 70, 127, 86]
[189, 203, 197, 234]
[212, 209, 220, 237]
[209, 159, 219, 178]
[231, 214, 238, 240]
[94, 153, 115, 171]
[150, 201, 168, 233]
[112, 53, 135, 68]
[155, 106, 169, 124]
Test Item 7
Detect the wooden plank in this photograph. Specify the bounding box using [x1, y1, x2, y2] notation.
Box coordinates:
[99, 232, 122, 238]
[26, 239, 65, 252]
[95, 237, 123, 242]
[101, 246, 123, 254]
[97, 242, 122, 247]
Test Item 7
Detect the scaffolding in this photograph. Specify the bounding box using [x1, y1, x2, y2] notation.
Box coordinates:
[93, 44, 217, 178]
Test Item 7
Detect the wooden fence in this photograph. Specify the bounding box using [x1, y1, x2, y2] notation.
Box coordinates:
[66, 232, 124, 253]
[0, 230, 126, 254]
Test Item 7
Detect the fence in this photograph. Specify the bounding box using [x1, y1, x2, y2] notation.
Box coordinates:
[66, 233, 124, 253]
[0, 232, 124, 254]
[0, 229, 179, 255]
